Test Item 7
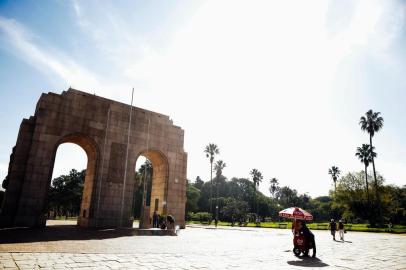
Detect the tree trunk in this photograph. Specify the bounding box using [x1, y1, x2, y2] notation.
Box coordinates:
[216, 174, 219, 224]
[364, 165, 369, 203]
[255, 186, 259, 219]
[369, 134, 381, 224]
[334, 180, 337, 193]
[369, 135, 380, 202]
[253, 182, 256, 214]
[209, 161, 213, 218]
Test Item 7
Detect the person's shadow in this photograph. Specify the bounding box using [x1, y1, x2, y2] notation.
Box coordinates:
[334, 239, 353, 243]
[287, 257, 329, 268]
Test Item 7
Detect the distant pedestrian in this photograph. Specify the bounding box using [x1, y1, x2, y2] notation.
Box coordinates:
[328, 219, 337, 240]
[338, 219, 345, 241]
[152, 211, 159, 228]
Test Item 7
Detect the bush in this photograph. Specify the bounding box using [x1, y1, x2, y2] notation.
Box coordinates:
[191, 212, 212, 223]
[186, 212, 194, 221]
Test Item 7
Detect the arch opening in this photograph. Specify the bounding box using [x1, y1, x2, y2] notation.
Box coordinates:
[132, 150, 168, 229]
[46, 134, 98, 227]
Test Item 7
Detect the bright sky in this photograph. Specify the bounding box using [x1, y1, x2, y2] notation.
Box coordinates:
[1, 0, 405, 197]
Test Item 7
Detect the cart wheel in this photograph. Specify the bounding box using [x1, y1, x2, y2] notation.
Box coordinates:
[293, 247, 301, 256]
[303, 249, 309, 257]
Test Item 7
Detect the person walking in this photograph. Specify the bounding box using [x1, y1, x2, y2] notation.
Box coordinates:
[338, 219, 345, 241]
[328, 219, 337, 240]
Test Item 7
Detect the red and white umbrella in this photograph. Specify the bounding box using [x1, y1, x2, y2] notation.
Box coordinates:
[279, 207, 313, 221]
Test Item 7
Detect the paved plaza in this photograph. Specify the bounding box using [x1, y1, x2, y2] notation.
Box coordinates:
[0, 221, 405, 270]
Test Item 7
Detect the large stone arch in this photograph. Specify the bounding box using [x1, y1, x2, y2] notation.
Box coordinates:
[135, 149, 169, 228]
[0, 88, 187, 228]
[52, 133, 99, 227]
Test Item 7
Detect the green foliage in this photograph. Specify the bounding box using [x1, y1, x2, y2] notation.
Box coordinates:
[186, 181, 201, 213]
[48, 169, 86, 216]
[193, 176, 204, 190]
[221, 198, 249, 222]
[269, 178, 279, 198]
[359, 110, 384, 138]
[328, 166, 341, 191]
[333, 172, 406, 225]
[189, 212, 212, 223]
[132, 160, 153, 218]
[204, 144, 219, 164]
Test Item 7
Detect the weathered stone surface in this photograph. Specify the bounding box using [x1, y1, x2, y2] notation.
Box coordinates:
[0, 88, 187, 228]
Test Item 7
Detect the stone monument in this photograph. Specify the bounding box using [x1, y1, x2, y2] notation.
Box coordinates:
[0, 89, 187, 228]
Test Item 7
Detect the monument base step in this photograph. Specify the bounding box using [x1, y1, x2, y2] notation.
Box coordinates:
[130, 228, 177, 236]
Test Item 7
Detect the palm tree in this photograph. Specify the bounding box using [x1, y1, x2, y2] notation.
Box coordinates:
[269, 178, 279, 198]
[214, 160, 226, 225]
[140, 160, 153, 207]
[214, 160, 226, 178]
[250, 169, 263, 217]
[360, 110, 384, 202]
[355, 144, 376, 203]
[328, 166, 340, 193]
[204, 143, 219, 216]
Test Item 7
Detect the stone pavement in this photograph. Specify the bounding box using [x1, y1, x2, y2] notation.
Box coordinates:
[0, 222, 405, 270]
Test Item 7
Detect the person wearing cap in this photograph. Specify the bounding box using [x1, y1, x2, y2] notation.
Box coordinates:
[328, 219, 337, 240]
[338, 219, 345, 241]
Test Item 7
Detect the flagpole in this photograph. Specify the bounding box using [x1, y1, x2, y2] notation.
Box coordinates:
[120, 88, 134, 227]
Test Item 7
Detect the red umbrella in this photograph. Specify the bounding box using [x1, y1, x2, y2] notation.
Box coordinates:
[279, 207, 313, 221]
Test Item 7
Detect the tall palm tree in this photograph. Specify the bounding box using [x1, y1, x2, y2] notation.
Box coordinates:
[269, 178, 279, 198]
[250, 169, 263, 217]
[140, 160, 153, 207]
[360, 110, 384, 202]
[355, 144, 376, 203]
[328, 166, 340, 193]
[204, 143, 219, 216]
[214, 160, 226, 225]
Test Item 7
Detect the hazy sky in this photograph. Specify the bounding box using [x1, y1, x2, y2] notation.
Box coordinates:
[1, 0, 405, 197]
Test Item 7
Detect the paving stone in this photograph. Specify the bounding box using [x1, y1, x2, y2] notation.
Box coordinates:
[0, 226, 405, 269]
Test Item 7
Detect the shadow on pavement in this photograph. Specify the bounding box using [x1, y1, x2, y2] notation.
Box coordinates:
[287, 257, 329, 267]
[0, 225, 145, 244]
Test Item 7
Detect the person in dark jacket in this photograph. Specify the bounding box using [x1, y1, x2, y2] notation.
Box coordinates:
[152, 211, 159, 228]
[328, 219, 337, 240]
[299, 220, 316, 258]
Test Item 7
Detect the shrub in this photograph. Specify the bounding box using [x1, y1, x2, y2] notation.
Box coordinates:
[191, 212, 212, 223]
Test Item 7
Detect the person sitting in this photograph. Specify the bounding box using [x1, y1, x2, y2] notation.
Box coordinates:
[298, 220, 316, 258]
[166, 215, 175, 230]
[159, 215, 167, 230]
[292, 219, 300, 235]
